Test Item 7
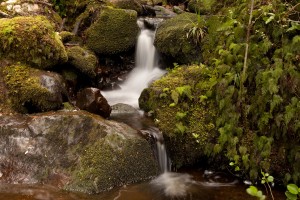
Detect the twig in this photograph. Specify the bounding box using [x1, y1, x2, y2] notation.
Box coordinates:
[241, 0, 255, 85]
[0, 10, 11, 18]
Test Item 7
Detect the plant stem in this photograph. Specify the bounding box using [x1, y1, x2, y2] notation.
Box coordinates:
[241, 0, 255, 86]
[266, 182, 275, 200]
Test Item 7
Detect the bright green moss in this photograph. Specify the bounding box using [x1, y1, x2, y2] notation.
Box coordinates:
[139, 65, 218, 167]
[0, 16, 67, 69]
[3, 64, 63, 113]
[67, 46, 98, 78]
[85, 7, 138, 55]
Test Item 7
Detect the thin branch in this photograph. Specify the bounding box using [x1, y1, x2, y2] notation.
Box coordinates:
[284, 3, 300, 18]
[0, 10, 11, 18]
[241, 0, 255, 86]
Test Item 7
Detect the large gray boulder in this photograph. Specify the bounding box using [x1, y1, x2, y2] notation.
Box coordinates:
[0, 110, 159, 193]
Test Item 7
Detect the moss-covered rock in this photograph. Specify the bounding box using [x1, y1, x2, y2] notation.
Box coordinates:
[139, 65, 218, 168]
[59, 31, 75, 43]
[85, 7, 139, 55]
[67, 46, 98, 78]
[0, 16, 67, 69]
[187, 0, 216, 14]
[2, 64, 65, 113]
[0, 110, 159, 193]
[108, 0, 143, 15]
[154, 12, 203, 64]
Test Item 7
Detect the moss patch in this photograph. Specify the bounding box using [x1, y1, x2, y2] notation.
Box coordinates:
[139, 65, 218, 168]
[0, 16, 67, 69]
[67, 133, 158, 193]
[154, 12, 203, 64]
[67, 46, 98, 78]
[2, 64, 63, 113]
[85, 7, 138, 55]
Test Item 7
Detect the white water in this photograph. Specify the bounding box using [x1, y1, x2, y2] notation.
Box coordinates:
[101, 21, 166, 108]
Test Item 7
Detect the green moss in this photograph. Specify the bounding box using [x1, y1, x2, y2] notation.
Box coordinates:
[85, 7, 138, 55]
[0, 16, 67, 69]
[2, 64, 63, 113]
[59, 31, 75, 43]
[109, 0, 143, 15]
[140, 65, 218, 167]
[154, 12, 203, 64]
[187, 0, 217, 14]
[66, 133, 158, 193]
[67, 46, 98, 78]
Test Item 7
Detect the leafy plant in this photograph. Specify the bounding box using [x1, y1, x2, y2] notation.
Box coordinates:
[246, 186, 266, 200]
[286, 184, 300, 200]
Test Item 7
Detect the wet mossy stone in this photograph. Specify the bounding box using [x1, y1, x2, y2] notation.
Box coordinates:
[2, 64, 65, 113]
[0, 110, 159, 193]
[85, 7, 139, 55]
[187, 0, 217, 14]
[139, 65, 217, 168]
[154, 12, 203, 64]
[0, 16, 67, 69]
[67, 46, 98, 78]
[108, 0, 143, 15]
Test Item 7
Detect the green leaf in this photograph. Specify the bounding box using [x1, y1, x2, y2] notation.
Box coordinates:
[264, 13, 275, 24]
[169, 103, 176, 107]
[229, 162, 235, 166]
[176, 112, 187, 120]
[267, 176, 274, 183]
[287, 184, 299, 195]
[285, 191, 298, 200]
[171, 90, 179, 104]
[246, 186, 258, 196]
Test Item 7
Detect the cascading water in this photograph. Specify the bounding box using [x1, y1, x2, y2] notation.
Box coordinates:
[101, 19, 166, 108]
[102, 18, 239, 200]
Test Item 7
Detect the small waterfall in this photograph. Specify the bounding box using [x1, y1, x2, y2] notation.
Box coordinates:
[141, 127, 171, 173]
[101, 19, 166, 108]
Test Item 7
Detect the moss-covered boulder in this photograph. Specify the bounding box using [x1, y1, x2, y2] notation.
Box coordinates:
[108, 0, 143, 15]
[0, 16, 67, 69]
[67, 46, 98, 78]
[0, 110, 159, 193]
[139, 65, 218, 168]
[85, 7, 139, 55]
[187, 0, 216, 14]
[1, 64, 65, 113]
[154, 12, 203, 64]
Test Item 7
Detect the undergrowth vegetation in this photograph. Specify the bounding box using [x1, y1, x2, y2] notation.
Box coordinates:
[142, 0, 300, 186]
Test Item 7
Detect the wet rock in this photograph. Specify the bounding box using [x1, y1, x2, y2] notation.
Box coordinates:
[85, 7, 139, 55]
[153, 6, 177, 18]
[1, 64, 65, 113]
[76, 87, 112, 118]
[111, 103, 140, 114]
[67, 46, 98, 79]
[108, 0, 143, 15]
[0, 110, 159, 193]
[154, 12, 203, 64]
[0, 16, 67, 69]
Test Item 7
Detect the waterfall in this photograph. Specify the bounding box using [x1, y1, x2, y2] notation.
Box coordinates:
[101, 19, 166, 108]
[141, 127, 171, 173]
